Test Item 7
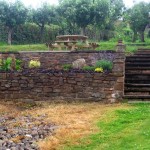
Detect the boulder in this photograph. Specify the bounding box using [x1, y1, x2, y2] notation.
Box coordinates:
[72, 58, 86, 69]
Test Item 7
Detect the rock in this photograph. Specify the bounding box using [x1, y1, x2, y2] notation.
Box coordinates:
[0, 114, 56, 149]
[72, 58, 86, 69]
[25, 134, 32, 139]
[0, 140, 3, 147]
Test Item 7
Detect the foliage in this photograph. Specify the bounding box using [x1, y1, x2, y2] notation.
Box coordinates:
[29, 60, 41, 68]
[0, 0, 28, 45]
[12, 23, 60, 44]
[0, 57, 22, 71]
[82, 65, 95, 71]
[0, 57, 12, 71]
[95, 67, 103, 72]
[96, 59, 113, 70]
[62, 64, 72, 71]
[0, 0, 149, 44]
[15, 59, 22, 71]
[32, 3, 56, 42]
[126, 2, 150, 42]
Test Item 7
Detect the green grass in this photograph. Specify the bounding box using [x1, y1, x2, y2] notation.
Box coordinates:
[0, 39, 150, 54]
[63, 103, 150, 150]
[0, 44, 48, 51]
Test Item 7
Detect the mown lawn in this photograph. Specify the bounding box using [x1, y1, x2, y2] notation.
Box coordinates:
[0, 101, 149, 150]
[63, 103, 150, 150]
[0, 40, 150, 54]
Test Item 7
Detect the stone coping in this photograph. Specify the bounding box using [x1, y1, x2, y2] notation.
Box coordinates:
[0, 50, 116, 54]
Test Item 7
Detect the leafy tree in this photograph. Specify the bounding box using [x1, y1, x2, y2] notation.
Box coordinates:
[32, 3, 56, 42]
[127, 2, 150, 42]
[58, 0, 77, 34]
[0, 0, 27, 45]
[75, 0, 94, 35]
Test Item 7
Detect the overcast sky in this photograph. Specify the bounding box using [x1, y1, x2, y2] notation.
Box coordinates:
[8, 0, 150, 8]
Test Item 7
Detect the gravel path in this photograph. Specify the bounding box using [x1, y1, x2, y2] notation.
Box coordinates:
[0, 114, 57, 150]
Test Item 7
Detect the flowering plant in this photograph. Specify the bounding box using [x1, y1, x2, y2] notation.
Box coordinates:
[95, 67, 103, 73]
[29, 60, 41, 68]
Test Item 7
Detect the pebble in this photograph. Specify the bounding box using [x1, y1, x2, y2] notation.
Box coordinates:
[0, 115, 57, 149]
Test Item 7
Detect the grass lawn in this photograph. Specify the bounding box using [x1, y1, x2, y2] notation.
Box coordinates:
[0, 44, 48, 51]
[0, 40, 150, 54]
[0, 101, 149, 150]
[63, 103, 150, 150]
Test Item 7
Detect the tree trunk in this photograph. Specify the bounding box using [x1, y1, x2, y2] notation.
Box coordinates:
[139, 31, 145, 42]
[81, 27, 86, 35]
[40, 25, 44, 43]
[8, 28, 13, 45]
[132, 31, 137, 43]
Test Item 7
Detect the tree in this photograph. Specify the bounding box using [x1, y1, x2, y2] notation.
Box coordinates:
[58, 0, 77, 34]
[32, 3, 56, 42]
[0, 0, 27, 45]
[75, 0, 94, 35]
[127, 2, 150, 42]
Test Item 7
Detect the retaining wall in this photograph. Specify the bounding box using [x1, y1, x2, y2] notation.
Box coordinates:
[0, 43, 125, 103]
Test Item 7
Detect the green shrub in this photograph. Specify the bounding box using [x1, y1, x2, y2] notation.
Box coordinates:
[15, 59, 22, 71]
[95, 59, 113, 70]
[1, 57, 12, 71]
[82, 66, 95, 71]
[0, 57, 22, 71]
[29, 60, 41, 68]
[62, 64, 72, 71]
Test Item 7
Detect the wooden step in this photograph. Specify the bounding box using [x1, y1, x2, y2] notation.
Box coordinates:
[125, 58, 150, 63]
[125, 83, 150, 87]
[126, 55, 150, 59]
[125, 67, 150, 70]
[124, 95, 150, 100]
[125, 63, 150, 67]
[125, 73, 150, 76]
[125, 88, 150, 92]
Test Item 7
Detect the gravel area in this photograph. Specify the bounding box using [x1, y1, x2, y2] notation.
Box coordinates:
[0, 114, 57, 150]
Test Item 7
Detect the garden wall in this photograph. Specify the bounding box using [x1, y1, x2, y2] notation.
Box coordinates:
[0, 43, 125, 103]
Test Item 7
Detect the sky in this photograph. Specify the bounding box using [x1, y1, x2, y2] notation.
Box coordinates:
[8, 0, 150, 8]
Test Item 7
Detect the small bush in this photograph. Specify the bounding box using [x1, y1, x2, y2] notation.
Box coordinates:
[15, 59, 22, 71]
[95, 67, 103, 73]
[0, 57, 22, 71]
[29, 60, 41, 68]
[82, 66, 95, 71]
[95, 59, 113, 71]
[62, 64, 72, 71]
[0, 57, 12, 71]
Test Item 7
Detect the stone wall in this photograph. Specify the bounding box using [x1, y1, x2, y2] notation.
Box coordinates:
[0, 50, 118, 70]
[0, 71, 123, 103]
[0, 42, 125, 103]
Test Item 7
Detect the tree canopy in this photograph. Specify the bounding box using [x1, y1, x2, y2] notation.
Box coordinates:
[0, 0, 149, 44]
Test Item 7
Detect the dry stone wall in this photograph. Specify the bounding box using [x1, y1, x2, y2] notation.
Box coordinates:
[0, 43, 125, 103]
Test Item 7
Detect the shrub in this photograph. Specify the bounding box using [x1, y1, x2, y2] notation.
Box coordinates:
[82, 66, 95, 71]
[62, 64, 72, 71]
[15, 59, 22, 71]
[29, 60, 41, 68]
[95, 59, 113, 71]
[95, 67, 103, 73]
[0, 57, 22, 71]
[1, 57, 12, 71]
